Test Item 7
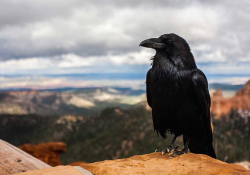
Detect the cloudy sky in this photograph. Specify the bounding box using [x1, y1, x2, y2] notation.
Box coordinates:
[0, 0, 250, 89]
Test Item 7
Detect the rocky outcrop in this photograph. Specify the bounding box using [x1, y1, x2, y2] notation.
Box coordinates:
[80, 152, 250, 175]
[211, 80, 250, 118]
[232, 80, 250, 112]
[236, 80, 250, 96]
[210, 89, 230, 119]
[18, 142, 66, 166]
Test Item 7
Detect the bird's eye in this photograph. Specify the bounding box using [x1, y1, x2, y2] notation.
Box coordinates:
[167, 39, 173, 43]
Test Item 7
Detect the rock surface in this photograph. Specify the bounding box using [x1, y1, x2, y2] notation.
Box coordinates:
[15, 166, 92, 175]
[236, 162, 250, 170]
[80, 152, 250, 175]
[70, 162, 88, 166]
[211, 80, 250, 118]
[18, 142, 66, 166]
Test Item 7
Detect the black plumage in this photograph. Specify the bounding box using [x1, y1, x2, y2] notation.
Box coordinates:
[140, 33, 216, 158]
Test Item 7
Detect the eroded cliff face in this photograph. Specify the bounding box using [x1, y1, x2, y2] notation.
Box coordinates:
[210, 89, 230, 119]
[211, 80, 250, 119]
[80, 152, 250, 175]
[18, 142, 66, 166]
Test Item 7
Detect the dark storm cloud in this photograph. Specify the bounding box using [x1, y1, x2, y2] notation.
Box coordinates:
[0, 0, 249, 75]
[0, 0, 192, 28]
[0, 0, 80, 28]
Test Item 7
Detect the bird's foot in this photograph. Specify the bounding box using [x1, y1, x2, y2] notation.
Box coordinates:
[155, 146, 179, 155]
[169, 147, 189, 157]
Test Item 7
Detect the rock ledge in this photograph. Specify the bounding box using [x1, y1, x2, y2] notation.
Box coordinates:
[80, 152, 250, 175]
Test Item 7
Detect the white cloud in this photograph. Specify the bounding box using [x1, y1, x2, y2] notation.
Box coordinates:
[108, 49, 155, 65]
[0, 1, 234, 59]
[194, 50, 226, 63]
[0, 57, 51, 70]
[58, 54, 92, 68]
[0, 49, 154, 74]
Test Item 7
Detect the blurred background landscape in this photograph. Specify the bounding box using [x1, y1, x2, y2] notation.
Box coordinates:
[0, 0, 249, 167]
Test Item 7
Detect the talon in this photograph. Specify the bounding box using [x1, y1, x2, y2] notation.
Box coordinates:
[155, 149, 161, 152]
[166, 145, 175, 153]
[162, 148, 167, 155]
[154, 136, 178, 156]
[169, 147, 189, 157]
[169, 151, 178, 157]
[166, 147, 172, 153]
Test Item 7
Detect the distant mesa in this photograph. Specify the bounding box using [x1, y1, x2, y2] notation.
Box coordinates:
[0, 87, 145, 116]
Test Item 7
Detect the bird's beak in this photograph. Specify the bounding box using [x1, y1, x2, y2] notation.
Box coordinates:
[139, 38, 166, 49]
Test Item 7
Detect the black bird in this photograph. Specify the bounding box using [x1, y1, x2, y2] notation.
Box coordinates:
[140, 33, 216, 158]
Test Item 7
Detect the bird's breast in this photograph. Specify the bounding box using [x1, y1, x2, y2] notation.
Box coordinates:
[150, 67, 193, 108]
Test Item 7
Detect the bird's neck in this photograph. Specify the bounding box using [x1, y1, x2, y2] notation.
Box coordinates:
[152, 51, 175, 70]
[150, 51, 177, 78]
[152, 51, 197, 70]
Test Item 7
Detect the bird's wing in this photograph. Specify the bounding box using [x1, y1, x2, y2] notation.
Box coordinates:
[191, 69, 212, 142]
[146, 69, 152, 108]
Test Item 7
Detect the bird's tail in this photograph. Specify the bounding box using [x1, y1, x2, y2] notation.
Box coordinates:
[187, 138, 216, 159]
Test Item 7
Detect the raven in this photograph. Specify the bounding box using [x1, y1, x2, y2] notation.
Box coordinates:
[140, 33, 216, 158]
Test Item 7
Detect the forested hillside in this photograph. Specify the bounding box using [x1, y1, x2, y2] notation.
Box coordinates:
[0, 106, 249, 164]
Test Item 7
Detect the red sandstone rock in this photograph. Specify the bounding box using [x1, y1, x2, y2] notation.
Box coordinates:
[80, 152, 250, 175]
[18, 142, 66, 166]
[236, 80, 250, 97]
[211, 80, 250, 118]
[211, 89, 231, 119]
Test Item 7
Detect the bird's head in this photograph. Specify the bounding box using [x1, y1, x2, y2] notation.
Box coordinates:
[139, 33, 196, 69]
